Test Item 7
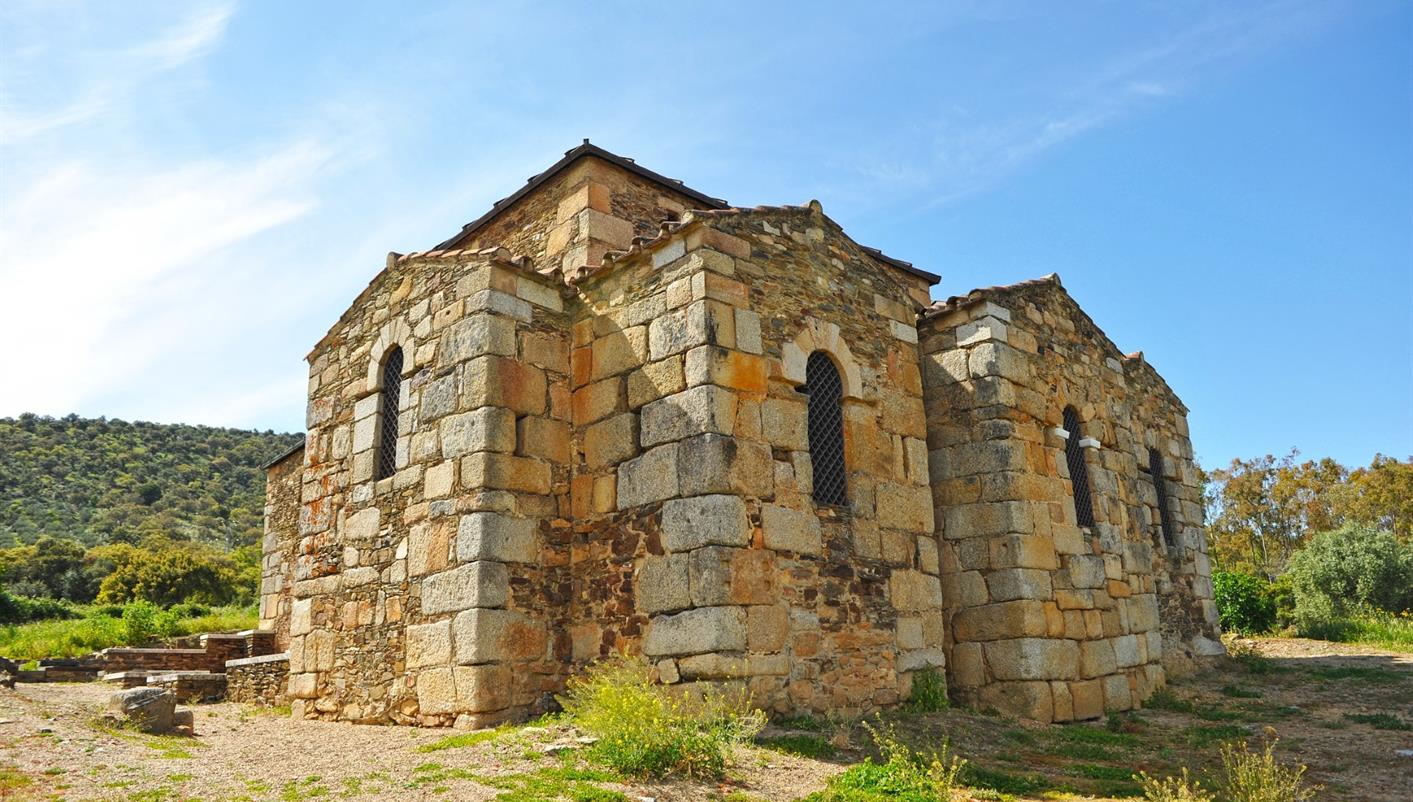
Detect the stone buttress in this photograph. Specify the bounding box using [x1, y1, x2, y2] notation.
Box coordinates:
[918, 276, 1221, 722]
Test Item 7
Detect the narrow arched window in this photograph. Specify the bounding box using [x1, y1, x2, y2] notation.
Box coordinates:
[1148, 448, 1176, 548]
[375, 346, 403, 480]
[1062, 406, 1095, 528]
[804, 351, 847, 506]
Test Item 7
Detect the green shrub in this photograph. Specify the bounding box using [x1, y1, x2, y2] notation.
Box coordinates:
[121, 600, 160, 645]
[0, 590, 77, 625]
[801, 721, 965, 802]
[1218, 739, 1318, 802]
[1212, 572, 1277, 634]
[559, 654, 765, 779]
[905, 667, 948, 713]
[1287, 524, 1413, 629]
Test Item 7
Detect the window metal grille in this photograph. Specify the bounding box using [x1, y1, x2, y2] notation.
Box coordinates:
[1062, 407, 1096, 529]
[1148, 448, 1176, 548]
[804, 351, 847, 507]
[375, 347, 403, 481]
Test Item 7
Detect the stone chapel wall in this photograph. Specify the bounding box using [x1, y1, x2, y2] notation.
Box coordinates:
[918, 276, 1219, 722]
[289, 248, 572, 726]
[566, 202, 946, 717]
[260, 447, 303, 650]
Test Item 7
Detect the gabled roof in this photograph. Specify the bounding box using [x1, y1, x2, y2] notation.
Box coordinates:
[434, 140, 730, 251]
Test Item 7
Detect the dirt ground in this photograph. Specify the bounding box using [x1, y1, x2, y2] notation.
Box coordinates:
[1, 637, 1409, 801]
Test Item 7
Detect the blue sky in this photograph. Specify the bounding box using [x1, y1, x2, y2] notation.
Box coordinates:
[1, 0, 1409, 468]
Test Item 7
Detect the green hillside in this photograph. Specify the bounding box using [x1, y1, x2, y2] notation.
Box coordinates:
[0, 413, 301, 550]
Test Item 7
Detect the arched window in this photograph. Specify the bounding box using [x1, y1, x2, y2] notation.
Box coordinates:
[1062, 406, 1095, 528]
[1148, 448, 1176, 548]
[804, 351, 847, 506]
[375, 346, 404, 480]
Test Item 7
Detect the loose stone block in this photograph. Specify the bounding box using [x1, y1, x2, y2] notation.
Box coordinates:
[661, 494, 750, 552]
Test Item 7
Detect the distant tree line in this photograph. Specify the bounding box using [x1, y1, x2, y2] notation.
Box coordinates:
[0, 413, 300, 549]
[1204, 451, 1412, 638]
[0, 413, 298, 610]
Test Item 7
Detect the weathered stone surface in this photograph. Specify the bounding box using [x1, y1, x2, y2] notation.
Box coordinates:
[422, 562, 509, 614]
[760, 504, 822, 555]
[583, 413, 638, 468]
[642, 606, 746, 657]
[456, 513, 537, 563]
[617, 443, 679, 508]
[641, 385, 737, 446]
[986, 638, 1079, 681]
[452, 609, 545, 665]
[406, 620, 452, 668]
[660, 494, 750, 552]
[636, 554, 690, 614]
[106, 687, 176, 733]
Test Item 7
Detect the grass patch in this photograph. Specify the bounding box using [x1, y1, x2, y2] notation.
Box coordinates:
[773, 714, 828, 732]
[560, 654, 765, 779]
[417, 724, 516, 752]
[1146, 687, 1198, 714]
[1068, 763, 1137, 781]
[800, 722, 964, 802]
[1050, 724, 1138, 747]
[0, 603, 257, 659]
[1052, 742, 1116, 761]
[1221, 685, 1262, 698]
[474, 765, 625, 802]
[0, 765, 33, 792]
[1307, 665, 1405, 683]
[958, 764, 1053, 796]
[1299, 611, 1413, 654]
[759, 733, 837, 759]
[1343, 712, 1411, 731]
[1186, 724, 1247, 747]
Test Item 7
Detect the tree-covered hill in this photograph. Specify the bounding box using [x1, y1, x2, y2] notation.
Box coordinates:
[0, 414, 302, 550]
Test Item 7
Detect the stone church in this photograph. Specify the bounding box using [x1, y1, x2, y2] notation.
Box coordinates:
[260, 141, 1223, 728]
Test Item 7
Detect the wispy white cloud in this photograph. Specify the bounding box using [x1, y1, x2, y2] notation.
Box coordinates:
[874, 0, 1347, 208]
[0, 1, 233, 141]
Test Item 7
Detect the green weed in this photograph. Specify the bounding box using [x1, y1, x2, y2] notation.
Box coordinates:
[904, 667, 948, 713]
[1218, 739, 1318, 802]
[758, 733, 837, 759]
[559, 654, 765, 779]
[799, 721, 965, 802]
[1343, 712, 1411, 730]
[417, 724, 516, 752]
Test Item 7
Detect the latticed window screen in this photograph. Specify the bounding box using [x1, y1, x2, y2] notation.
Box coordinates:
[1062, 406, 1096, 529]
[804, 351, 847, 506]
[375, 347, 403, 481]
[1148, 448, 1177, 548]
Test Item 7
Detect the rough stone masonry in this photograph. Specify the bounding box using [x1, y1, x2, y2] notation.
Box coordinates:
[260, 141, 1223, 728]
